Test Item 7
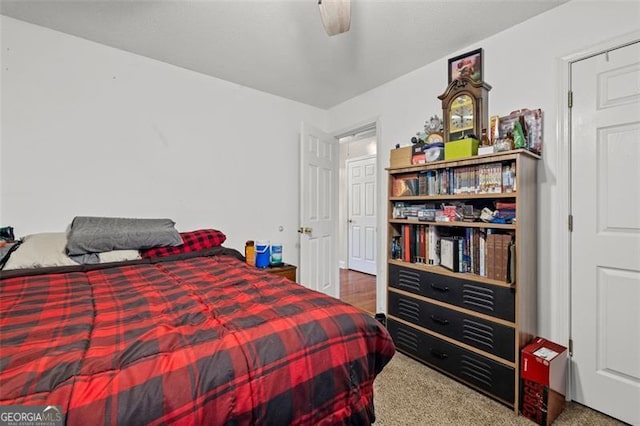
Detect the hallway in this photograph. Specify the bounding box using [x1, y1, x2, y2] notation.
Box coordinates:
[339, 268, 376, 314]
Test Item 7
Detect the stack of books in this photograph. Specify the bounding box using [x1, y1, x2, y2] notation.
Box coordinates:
[486, 233, 514, 282]
[495, 201, 517, 223]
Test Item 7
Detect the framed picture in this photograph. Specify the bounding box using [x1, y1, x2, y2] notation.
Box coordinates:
[448, 48, 483, 83]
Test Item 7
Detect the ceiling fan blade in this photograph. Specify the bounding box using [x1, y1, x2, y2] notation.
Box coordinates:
[318, 0, 351, 36]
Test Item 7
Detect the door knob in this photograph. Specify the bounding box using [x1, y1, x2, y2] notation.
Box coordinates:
[297, 227, 312, 235]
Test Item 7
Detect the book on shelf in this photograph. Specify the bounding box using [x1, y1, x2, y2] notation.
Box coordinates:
[392, 174, 419, 196]
[418, 172, 427, 195]
[507, 239, 516, 284]
[418, 225, 426, 264]
[463, 228, 472, 273]
[486, 233, 496, 280]
[495, 201, 517, 210]
[502, 234, 513, 282]
[495, 234, 506, 282]
[428, 225, 439, 266]
[391, 236, 402, 260]
[440, 237, 460, 272]
[402, 224, 410, 262]
[473, 229, 480, 275]
[479, 231, 486, 277]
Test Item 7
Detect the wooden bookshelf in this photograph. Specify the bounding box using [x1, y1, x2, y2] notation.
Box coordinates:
[386, 150, 539, 413]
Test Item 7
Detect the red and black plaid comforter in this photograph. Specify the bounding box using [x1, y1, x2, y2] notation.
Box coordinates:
[0, 250, 395, 425]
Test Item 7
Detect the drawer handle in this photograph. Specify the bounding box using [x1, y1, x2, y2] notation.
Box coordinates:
[430, 283, 449, 292]
[430, 348, 448, 360]
[430, 315, 449, 325]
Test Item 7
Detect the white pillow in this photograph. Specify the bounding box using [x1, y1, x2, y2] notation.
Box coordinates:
[2, 233, 141, 270]
[98, 250, 141, 263]
[3, 233, 78, 270]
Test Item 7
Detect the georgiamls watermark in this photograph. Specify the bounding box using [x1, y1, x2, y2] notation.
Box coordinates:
[0, 405, 64, 426]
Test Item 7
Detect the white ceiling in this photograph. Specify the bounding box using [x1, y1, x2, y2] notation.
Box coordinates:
[0, 0, 568, 109]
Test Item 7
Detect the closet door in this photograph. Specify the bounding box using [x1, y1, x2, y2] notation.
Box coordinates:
[570, 41, 640, 425]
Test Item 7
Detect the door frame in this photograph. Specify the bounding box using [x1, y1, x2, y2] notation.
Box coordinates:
[556, 29, 640, 401]
[345, 153, 377, 274]
[331, 118, 384, 312]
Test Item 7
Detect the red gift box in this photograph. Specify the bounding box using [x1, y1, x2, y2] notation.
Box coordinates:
[520, 337, 568, 425]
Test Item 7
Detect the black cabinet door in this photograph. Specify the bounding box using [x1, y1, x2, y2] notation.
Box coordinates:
[388, 291, 515, 361]
[389, 264, 515, 321]
[388, 319, 515, 404]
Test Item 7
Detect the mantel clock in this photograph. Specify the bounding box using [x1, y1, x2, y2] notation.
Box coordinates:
[438, 77, 492, 143]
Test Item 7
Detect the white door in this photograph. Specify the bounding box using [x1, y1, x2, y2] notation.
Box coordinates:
[299, 122, 339, 298]
[570, 41, 640, 425]
[347, 156, 377, 275]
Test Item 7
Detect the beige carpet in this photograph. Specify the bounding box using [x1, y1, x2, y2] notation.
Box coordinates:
[373, 352, 624, 426]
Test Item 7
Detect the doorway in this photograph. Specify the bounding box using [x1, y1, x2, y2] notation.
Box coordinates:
[338, 126, 377, 313]
[346, 155, 376, 275]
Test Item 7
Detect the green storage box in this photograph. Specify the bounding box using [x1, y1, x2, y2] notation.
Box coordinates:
[445, 138, 479, 160]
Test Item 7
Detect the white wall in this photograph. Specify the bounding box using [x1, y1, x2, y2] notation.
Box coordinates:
[0, 16, 327, 262]
[327, 1, 640, 342]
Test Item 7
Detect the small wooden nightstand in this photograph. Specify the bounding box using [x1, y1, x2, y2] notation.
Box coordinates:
[264, 263, 297, 282]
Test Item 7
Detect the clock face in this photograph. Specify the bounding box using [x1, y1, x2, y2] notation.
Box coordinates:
[449, 95, 474, 136]
[426, 132, 443, 144]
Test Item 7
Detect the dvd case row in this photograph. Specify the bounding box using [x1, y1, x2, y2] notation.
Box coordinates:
[391, 161, 517, 197]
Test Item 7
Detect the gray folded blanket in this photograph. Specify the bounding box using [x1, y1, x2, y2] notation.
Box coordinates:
[66, 216, 183, 264]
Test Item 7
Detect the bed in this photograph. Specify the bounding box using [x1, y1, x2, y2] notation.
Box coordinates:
[0, 226, 395, 425]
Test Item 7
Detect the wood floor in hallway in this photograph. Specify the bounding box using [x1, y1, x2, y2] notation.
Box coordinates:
[340, 268, 376, 314]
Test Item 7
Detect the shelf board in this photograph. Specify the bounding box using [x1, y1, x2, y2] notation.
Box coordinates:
[390, 192, 516, 201]
[388, 219, 515, 230]
[386, 148, 540, 173]
[387, 259, 515, 288]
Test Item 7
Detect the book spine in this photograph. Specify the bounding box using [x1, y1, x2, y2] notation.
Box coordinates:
[471, 229, 477, 274]
[486, 233, 496, 280]
[501, 234, 512, 283]
[415, 226, 419, 263]
[479, 231, 486, 277]
[403, 224, 410, 263]
[428, 225, 440, 266]
[462, 229, 470, 272]
[507, 239, 516, 283]
[419, 225, 426, 263]
[496, 234, 504, 281]
[424, 224, 429, 264]
[494, 234, 510, 282]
